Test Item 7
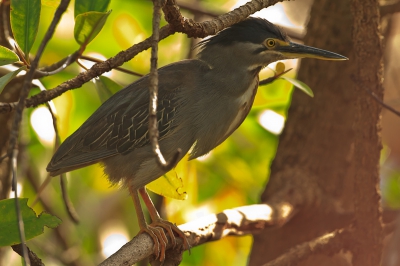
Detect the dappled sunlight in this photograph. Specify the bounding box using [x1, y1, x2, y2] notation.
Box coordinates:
[100, 223, 129, 258]
[183, 204, 215, 222]
[258, 109, 285, 135]
[30, 106, 56, 146]
[54, 9, 74, 40]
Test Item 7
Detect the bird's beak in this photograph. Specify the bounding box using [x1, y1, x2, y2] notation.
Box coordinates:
[278, 42, 348, 60]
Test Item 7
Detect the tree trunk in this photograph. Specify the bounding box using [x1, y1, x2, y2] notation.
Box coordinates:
[249, 0, 383, 265]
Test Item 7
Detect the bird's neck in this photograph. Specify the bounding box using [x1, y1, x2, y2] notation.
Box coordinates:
[197, 45, 264, 82]
[197, 59, 262, 98]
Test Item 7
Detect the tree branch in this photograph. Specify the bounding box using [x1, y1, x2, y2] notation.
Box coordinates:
[0, 0, 287, 113]
[148, 0, 181, 171]
[100, 203, 294, 266]
[79, 55, 143, 77]
[163, 0, 286, 38]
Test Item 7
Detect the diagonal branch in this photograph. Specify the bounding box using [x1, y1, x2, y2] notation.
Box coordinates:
[99, 203, 294, 266]
[23, 25, 172, 110]
[0, 0, 287, 113]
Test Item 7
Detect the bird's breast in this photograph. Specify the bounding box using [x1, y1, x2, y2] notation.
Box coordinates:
[222, 78, 259, 139]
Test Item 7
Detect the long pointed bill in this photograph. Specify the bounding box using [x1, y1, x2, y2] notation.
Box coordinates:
[278, 42, 348, 60]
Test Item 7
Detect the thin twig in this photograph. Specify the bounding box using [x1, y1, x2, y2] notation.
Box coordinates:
[6, 1, 70, 263]
[60, 173, 80, 224]
[149, 0, 181, 171]
[43, 90, 81, 224]
[7, 0, 71, 156]
[100, 203, 294, 266]
[365, 87, 400, 117]
[259, 68, 293, 86]
[75, 58, 88, 71]
[33, 51, 80, 77]
[11, 148, 30, 265]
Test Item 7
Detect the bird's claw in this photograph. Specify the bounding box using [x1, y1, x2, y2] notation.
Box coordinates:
[151, 219, 191, 252]
[140, 225, 168, 261]
[142, 219, 191, 261]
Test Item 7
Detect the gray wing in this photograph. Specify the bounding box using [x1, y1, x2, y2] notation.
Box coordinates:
[47, 59, 210, 175]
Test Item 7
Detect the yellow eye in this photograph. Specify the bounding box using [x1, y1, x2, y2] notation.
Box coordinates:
[265, 39, 276, 48]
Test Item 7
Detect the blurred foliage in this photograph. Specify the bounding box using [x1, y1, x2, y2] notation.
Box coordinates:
[2, 0, 298, 265]
[381, 146, 400, 209]
[383, 172, 400, 209]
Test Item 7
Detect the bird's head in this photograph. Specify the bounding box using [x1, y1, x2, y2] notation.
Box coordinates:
[197, 17, 347, 69]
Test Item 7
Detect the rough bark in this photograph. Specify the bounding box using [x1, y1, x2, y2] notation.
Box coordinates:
[250, 0, 383, 265]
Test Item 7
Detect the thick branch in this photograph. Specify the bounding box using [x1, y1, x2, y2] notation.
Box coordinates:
[100, 203, 294, 266]
[163, 0, 286, 38]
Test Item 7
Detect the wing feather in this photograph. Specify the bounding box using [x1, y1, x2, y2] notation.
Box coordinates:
[47, 59, 210, 175]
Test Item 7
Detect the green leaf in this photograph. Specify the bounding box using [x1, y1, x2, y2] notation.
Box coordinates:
[74, 0, 111, 18]
[0, 46, 20, 66]
[74, 11, 111, 47]
[93, 76, 122, 102]
[0, 198, 61, 246]
[281, 77, 314, 98]
[0, 66, 26, 94]
[10, 0, 41, 59]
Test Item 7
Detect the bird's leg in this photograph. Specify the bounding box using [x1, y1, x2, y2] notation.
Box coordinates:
[139, 187, 191, 251]
[129, 186, 168, 261]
